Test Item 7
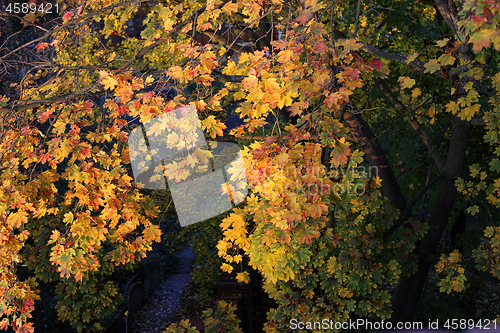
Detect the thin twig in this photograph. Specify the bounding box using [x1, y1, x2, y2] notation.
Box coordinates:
[353, 0, 362, 39]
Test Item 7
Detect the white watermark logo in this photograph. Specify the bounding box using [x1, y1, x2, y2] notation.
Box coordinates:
[127, 104, 248, 227]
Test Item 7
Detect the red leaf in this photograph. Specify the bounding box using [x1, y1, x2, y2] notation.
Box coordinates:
[117, 106, 128, 115]
[62, 11, 74, 23]
[38, 109, 54, 123]
[81, 101, 93, 113]
[369, 60, 384, 70]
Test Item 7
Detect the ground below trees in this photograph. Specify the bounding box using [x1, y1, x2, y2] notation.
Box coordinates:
[131, 244, 195, 333]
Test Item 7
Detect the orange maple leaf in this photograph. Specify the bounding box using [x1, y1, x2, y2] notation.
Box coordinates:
[222, 2, 239, 14]
[115, 84, 134, 102]
[242, 75, 259, 91]
[277, 49, 294, 63]
[295, 9, 313, 25]
[36, 43, 49, 52]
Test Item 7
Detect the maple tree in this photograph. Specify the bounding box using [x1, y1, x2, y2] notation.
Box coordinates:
[1, 0, 500, 331]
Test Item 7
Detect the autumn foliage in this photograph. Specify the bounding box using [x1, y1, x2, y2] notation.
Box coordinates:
[1, 0, 500, 331]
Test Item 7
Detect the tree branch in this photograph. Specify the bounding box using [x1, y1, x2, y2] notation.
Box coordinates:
[373, 77, 445, 171]
[204, 30, 252, 54]
[212, 70, 245, 82]
[118, 4, 208, 70]
[391, 116, 471, 322]
[357, 42, 445, 79]
[470, 117, 485, 126]
[464, 270, 500, 298]
[0, 4, 208, 114]
[427, 255, 500, 298]
[384, 174, 445, 241]
[341, 102, 408, 212]
[0, 0, 152, 60]
[353, 0, 362, 39]
[433, 0, 459, 36]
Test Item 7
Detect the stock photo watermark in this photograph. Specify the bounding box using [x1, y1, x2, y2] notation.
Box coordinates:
[127, 104, 379, 226]
[128, 104, 248, 227]
[256, 163, 380, 199]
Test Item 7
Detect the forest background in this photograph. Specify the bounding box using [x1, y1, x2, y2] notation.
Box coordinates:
[1, 0, 500, 331]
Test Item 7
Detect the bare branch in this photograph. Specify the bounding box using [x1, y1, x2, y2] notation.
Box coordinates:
[0, 0, 152, 60]
[0, 3, 209, 114]
[470, 117, 486, 126]
[205, 30, 252, 54]
[212, 71, 246, 82]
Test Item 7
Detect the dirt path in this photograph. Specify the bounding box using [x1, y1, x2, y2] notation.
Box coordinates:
[131, 244, 195, 333]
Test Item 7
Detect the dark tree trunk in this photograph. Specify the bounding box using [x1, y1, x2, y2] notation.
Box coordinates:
[342, 103, 408, 212]
[390, 116, 470, 322]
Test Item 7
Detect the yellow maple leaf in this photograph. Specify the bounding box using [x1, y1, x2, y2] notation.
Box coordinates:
[221, 263, 233, 273]
[445, 100, 460, 114]
[424, 59, 441, 74]
[261, 78, 280, 93]
[201, 115, 217, 131]
[276, 49, 294, 64]
[277, 91, 293, 109]
[436, 38, 451, 47]
[461, 104, 480, 121]
[405, 53, 420, 64]
[7, 212, 28, 228]
[236, 271, 250, 283]
[99, 71, 118, 90]
[412, 88, 421, 98]
[439, 53, 456, 66]
[398, 76, 415, 89]
[202, 116, 226, 138]
[48, 230, 60, 244]
[343, 39, 362, 51]
[167, 66, 184, 80]
[222, 2, 239, 14]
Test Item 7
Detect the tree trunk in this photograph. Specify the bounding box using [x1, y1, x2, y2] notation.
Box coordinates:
[342, 103, 408, 212]
[390, 116, 470, 322]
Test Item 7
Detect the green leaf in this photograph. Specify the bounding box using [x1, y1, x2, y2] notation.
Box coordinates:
[346, 300, 356, 311]
[141, 27, 155, 39]
[59, 253, 72, 264]
[490, 158, 500, 172]
[297, 248, 312, 264]
[439, 53, 456, 66]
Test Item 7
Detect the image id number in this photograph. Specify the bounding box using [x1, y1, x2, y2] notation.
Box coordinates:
[5, 2, 60, 14]
[444, 318, 497, 330]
